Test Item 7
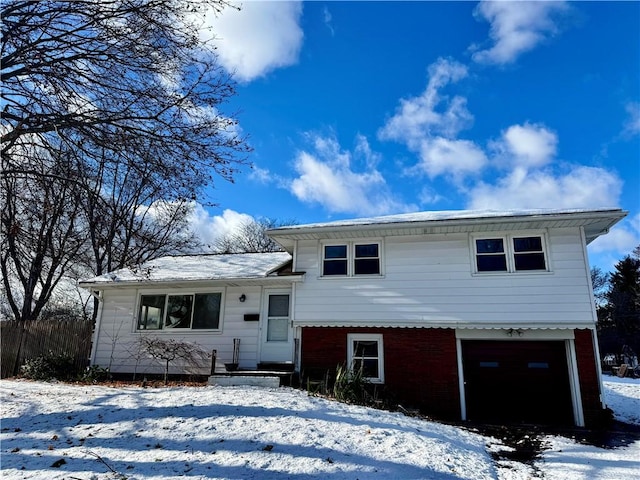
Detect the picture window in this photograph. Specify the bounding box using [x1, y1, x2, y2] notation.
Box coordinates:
[137, 292, 222, 330]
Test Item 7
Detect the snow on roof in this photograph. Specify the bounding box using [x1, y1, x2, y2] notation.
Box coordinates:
[80, 252, 292, 286]
[268, 208, 625, 232]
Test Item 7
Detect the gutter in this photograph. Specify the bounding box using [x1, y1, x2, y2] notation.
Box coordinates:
[78, 273, 305, 290]
[268, 209, 627, 238]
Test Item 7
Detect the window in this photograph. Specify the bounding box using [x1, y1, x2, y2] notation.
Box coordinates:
[266, 294, 289, 342]
[322, 242, 381, 277]
[354, 244, 380, 275]
[513, 236, 546, 271]
[475, 239, 507, 272]
[474, 235, 547, 273]
[347, 334, 384, 383]
[323, 245, 348, 276]
[137, 292, 222, 331]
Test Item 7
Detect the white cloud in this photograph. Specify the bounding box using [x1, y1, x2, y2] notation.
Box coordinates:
[467, 165, 622, 210]
[203, 1, 303, 82]
[588, 214, 640, 271]
[623, 102, 640, 137]
[418, 137, 488, 179]
[248, 165, 274, 184]
[323, 6, 335, 36]
[188, 205, 254, 248]
[290, 135, 413, 216]
[491, 123, 558, 168]
[590, 213, 640, 254]
[472, 1, 569, 65]
[418, 186, 445, 206]
[380, 58, 470, 143]
[379, 58, 486, 179]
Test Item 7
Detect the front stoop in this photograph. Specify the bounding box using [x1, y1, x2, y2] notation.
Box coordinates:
[208, 362, 296, 387]
[208, 374, 280, 388]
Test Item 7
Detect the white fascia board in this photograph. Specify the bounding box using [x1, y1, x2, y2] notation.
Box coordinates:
[79, 274, 304, 291]
[268, 209, 627, 240]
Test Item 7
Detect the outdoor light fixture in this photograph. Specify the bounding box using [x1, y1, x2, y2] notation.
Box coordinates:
[506, 328, 524, 337]
[239, 294, 246, 303]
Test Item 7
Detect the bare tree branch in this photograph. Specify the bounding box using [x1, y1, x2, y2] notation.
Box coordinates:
[1, 0, 250, 322]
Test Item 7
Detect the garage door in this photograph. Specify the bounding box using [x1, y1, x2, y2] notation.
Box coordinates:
[462, 340, 573, 425]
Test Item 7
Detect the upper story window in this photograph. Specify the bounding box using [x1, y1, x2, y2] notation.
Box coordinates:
[323, 245, 348, 275]
[137, 292, 222, 331]
[474, 235, 548, 273]
[322, 241, 381, 277]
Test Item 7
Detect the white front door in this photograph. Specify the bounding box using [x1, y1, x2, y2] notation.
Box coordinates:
[260, 290, 293, 363]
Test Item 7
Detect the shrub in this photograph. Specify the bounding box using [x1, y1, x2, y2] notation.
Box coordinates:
[80, 365, 110, 383]
[20, 351, 75, 380]
[332, 363, 372, 405]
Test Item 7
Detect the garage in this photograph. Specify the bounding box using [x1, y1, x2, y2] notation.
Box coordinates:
[461, 340, 574, 425]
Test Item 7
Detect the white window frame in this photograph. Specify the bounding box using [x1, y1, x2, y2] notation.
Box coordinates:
[321, 240, 383, 277]
[347, 333, 385, 383]
[135, 289, 225, 333]
[471, 232, 550, 274]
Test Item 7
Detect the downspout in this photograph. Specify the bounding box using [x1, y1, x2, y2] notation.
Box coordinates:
[455, 336, 467, 421]
[580, 226, 607, 410]
[291, 240, 301, 372]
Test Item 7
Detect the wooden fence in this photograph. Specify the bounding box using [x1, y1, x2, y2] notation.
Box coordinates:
[1, 319, 94, 378]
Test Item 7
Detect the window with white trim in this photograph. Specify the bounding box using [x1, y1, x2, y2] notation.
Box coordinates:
[266, 294, 290, 342]
[322, 242, 381, 276]
[137, 292, 222, 330]
[347, 333, 384, 383]
[474, 235, 548, 273]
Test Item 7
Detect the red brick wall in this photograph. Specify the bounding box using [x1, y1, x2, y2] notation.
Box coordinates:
[301, 327, 460, 420]
[574, 328, 606, 426]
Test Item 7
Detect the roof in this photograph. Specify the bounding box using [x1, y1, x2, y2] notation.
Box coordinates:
[79, 252, 295, 289]
[267, 208, 627, 249]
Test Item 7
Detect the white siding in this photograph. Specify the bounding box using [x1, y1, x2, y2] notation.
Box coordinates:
[92, 286, 267, 375]
[292, 228, 595, 328]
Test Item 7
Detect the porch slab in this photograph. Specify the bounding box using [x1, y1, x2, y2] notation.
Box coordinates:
[208, 375, 281, 388]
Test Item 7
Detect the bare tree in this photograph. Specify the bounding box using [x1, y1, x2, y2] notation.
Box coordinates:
[140, 336, 210, 384]
[211, 218, 295, 254]
[1, 0, 251, 321]
[2, 0, 246, 166]
[591, 266, 610, 307]
[1, 145, 87, 322]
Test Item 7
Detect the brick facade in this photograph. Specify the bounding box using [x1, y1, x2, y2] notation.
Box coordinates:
[301, 327, 460, 420]
[574, 328, 607, 426]
[301, 326, 605, 427]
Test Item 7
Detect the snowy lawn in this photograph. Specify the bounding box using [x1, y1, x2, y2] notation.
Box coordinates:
[1, 376, 638, 480]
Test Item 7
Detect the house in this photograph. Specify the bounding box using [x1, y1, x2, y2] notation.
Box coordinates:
[80, 207, 627, 427]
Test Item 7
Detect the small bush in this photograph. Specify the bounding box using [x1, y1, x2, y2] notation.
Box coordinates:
[20, 351, 75, 380]
[80, 365, 110, 383]
[333, 364, 372, 405]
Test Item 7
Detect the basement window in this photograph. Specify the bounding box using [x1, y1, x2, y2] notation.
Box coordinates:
[347, 333, 384, 383]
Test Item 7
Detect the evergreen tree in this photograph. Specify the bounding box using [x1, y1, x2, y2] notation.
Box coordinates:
[603, 248, 640, 352]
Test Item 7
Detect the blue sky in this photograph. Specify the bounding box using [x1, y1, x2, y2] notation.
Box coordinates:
[189, 1, 639, 272]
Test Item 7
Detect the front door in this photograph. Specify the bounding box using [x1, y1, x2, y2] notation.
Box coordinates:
[260, 290, 293, 363]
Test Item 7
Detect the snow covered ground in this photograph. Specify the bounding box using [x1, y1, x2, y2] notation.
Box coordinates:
[1, 376, 638, 480]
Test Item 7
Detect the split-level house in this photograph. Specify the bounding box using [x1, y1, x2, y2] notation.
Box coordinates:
[80, 208, 627, 427]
